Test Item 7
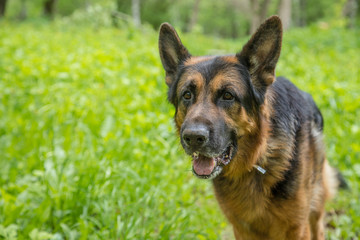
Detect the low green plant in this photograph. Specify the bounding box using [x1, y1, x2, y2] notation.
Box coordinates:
[0, 22, 359, 239]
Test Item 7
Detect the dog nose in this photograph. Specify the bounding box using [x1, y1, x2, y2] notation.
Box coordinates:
[182, 125, 209, 149]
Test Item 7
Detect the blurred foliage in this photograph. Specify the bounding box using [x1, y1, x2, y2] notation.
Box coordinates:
[1, 0, 358, 38]
[0, 19, 359, 239]
[116, 0, 358, 37]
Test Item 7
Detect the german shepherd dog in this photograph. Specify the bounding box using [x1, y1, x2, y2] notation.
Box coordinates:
[159, 16, 345, 240]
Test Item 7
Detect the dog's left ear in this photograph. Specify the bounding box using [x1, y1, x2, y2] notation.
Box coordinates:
[237, 16, 282, 92]
[159, 23, 191, 87]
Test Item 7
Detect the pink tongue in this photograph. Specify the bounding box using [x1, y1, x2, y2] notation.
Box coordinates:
[193, 155, 216, 176]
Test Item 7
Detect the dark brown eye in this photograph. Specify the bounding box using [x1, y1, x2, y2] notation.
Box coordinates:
[183, 91, 192, 100]
[222, 92, 234, 101]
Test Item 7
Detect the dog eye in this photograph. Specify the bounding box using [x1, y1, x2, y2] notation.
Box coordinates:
[222, 92, 234, 101]
[182, 91, 192, 100]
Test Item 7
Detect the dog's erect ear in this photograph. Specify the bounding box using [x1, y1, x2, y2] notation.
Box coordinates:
[159, 23, 191, 87]
[237, 16, 282, 92]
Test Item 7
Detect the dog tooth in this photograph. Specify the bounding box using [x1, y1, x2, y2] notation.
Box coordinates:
[192, 152, 199, 159]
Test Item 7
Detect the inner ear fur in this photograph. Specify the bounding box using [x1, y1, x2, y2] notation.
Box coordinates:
[159, 23, 191, 87]
[237, 16, 283, 91]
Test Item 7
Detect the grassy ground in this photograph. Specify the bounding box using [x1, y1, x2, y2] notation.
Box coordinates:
[0, 21, 359, 239]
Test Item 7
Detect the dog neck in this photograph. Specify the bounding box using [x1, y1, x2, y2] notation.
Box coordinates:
[221, 109, 270, 180]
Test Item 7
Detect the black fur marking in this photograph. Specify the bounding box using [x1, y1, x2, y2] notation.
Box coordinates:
[167, 63, 188, 105]
[271, 130, 301, 199]
[193, 57, 232, 84]
[236, 67, 262, 114]
[301, 91, 324, 131]
[336, 169, 349, 189]
[269, 77, 323, 199]
[167, 57, 262, 114]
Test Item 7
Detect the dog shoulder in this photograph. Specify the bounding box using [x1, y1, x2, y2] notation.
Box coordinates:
[265, 77, 325, 199]
[269, 76, 322, 130]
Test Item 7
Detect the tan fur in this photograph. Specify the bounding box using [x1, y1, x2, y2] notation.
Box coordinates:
[210, 69, 248, 97]
[222, 56, 240, 64]
[159, 16, 341, 240]
[174, 72, 334, 239]
[211, 88, 337, 239]
[184, 56, 214, 65]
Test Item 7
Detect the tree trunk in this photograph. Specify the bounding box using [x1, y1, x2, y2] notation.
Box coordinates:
[250, 0, 260, 34]
[132, 0, 141, 27]
[249, 0, 271, 34]
[292, 0, 306, 27]
[85, 0, 90, 10]
[43, 0, 57, 19]
[278, 0, 292, 30]
[18, 0, 27, 20]
[299, 0, 306, 26]
[187, 0, 201, 32]
[229, 0, 240, 38]
[0, 0, 7, 18]
[343, 0, 358, 28]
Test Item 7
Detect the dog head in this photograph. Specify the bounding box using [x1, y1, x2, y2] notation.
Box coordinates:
[159, 16, 282, 179]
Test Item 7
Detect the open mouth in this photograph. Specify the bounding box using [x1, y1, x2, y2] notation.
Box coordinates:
[191, 144, 234, 179]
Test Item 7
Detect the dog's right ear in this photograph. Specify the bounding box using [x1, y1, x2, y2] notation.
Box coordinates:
[159, 23, 191, 87]
[237, 16, 282, 95]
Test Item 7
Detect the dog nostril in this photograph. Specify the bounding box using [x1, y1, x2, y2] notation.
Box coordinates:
[184, 137, 191, 144]
[197, 136, 205, 143]
[182, 126, 209, 147]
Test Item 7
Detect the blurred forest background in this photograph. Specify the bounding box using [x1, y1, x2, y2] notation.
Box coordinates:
[0, 0, 359, 240]
[0, 0, 359, 35]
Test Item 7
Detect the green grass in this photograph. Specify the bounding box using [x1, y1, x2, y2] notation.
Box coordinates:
[0, 21, 359, 239]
